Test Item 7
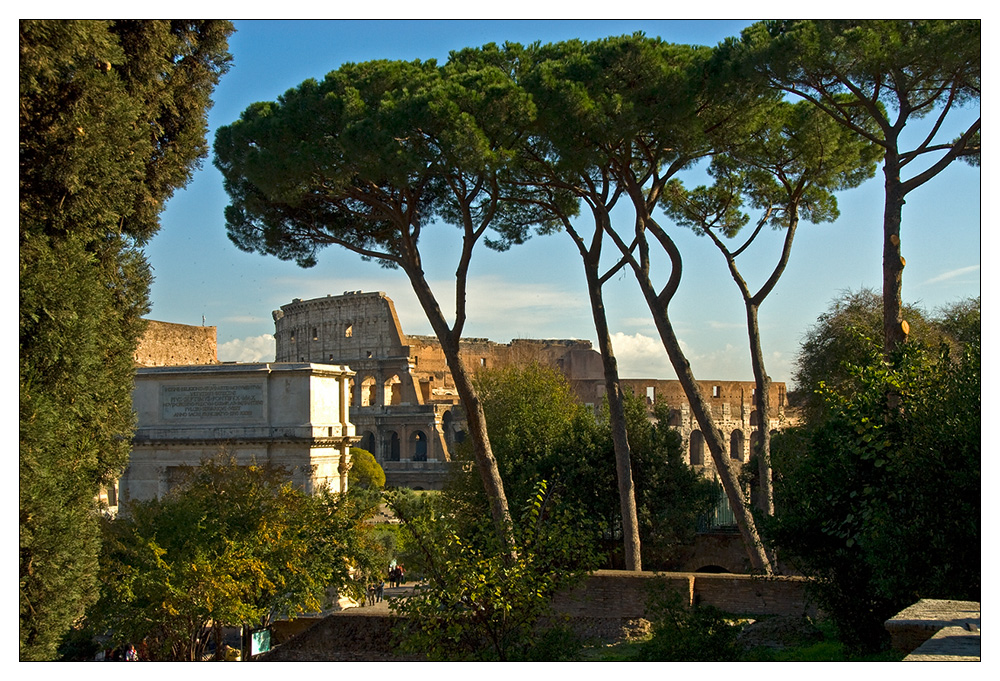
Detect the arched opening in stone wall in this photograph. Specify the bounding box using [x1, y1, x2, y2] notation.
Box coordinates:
[385, 431, 400, 462]
[359, 431, 375, 455]
[360, 376, 376, 407]
[690, 430, 705, 466]
[384, 374, 401, 406]
[669, 408, 682, 427]
[410, 430, 427, 461]
[750, 410, 759, 427]
[347, 378, 355, 407]
[730, 429, 745, 461]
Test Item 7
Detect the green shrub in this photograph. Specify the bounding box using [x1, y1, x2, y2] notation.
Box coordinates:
[638, 584, 745, 661]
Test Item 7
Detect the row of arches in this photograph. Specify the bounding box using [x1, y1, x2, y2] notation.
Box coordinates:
[347, 374, 403, 408]
[358, 429, 428, 462]
[688, 428, 777, 466]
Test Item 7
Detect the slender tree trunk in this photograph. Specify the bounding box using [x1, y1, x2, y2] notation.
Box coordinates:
[213, 621, 223, 661]
[744, 302, 774, 516]
[618, 200, 773, 573]
[583, 261, 642, 571]
[882, 154, 908, 355]
[403, 263, 516, 553]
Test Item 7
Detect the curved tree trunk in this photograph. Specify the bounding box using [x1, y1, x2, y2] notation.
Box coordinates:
[613, 202, 772, 574]
[642, 294, 772, 574]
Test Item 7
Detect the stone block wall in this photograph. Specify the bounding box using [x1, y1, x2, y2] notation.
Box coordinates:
[135, 320, 217, 366]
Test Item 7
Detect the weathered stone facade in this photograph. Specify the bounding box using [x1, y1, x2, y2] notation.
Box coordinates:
[135, 319, 217, 366]
[272, 291, 793, 490]
[121, 362, 357, 504]
[273, 292, 457, 489]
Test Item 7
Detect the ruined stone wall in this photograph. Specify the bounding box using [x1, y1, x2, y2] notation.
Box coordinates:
[262, 570, 816, 660]
[135, 320, 217, 367]
[619, 378, 791, 470]
[270, 291, 794, 489]
[273, 291, 409, 364]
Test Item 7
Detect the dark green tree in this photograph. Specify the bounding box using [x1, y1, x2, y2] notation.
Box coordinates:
[91, 454, 377, 661]
[214, 56, 557, 552]
[735, 20, 980, 354]
[792, 289, 976, 421]
[661, 99, 882, 513]
[19, 20, 232, 660]
[452, 363, 715, 570]
[767, 299, 980, 653]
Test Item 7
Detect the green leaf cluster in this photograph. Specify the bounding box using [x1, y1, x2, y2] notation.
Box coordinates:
[89, 453, 378, 660]
[347, 447, 386, 490]
[449, 364, 716, 570]
[387, 481, 596, 661]
[19, 20, 232, 660]
[767, 314, 979, 653]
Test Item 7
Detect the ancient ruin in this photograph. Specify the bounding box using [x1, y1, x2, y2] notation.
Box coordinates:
[120, 362, 357, 504]
[122, 294, 793, 496]
[272, 291, 793, 490]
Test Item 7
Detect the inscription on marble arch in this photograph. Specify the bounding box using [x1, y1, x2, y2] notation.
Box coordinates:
[160, 383, 264, 421]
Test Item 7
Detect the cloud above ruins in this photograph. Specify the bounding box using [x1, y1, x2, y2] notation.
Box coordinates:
[218, 334, 275, 362]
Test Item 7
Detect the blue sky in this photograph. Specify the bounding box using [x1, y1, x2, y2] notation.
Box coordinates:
[145, 19, 982, 387]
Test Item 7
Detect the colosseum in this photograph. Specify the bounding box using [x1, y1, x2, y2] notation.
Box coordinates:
[272, 291, 793, 490]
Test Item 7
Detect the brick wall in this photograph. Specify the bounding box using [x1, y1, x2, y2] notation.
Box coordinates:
[551, 570, 816, 619]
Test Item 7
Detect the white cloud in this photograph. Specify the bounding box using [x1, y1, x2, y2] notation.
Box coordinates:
[922, 265, 980, 286]
[609, 332, 675, 379]
[609, 332, 795, 384]
[218, 334, 275, 363]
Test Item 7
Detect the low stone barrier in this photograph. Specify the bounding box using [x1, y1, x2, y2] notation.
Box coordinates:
[262, 570, 816, 660]
[884, 599, 981, 660]
[551, 570, 816, 620]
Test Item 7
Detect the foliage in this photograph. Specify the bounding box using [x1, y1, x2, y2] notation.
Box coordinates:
[792, 290, 977, 419]
[450, 364, 715, 570]
[627, 402, 720, 568]
[348, 447, 385, 490]
[89, 454, 378, 660]
[387, 481, 598, 661]
[19, 20, 232, 661]
[637, 583, 745, 661]
[767, 335, 980, 654]
[734, 20, 980, 351]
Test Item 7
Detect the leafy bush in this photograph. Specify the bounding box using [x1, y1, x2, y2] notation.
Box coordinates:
[388, 481, 598, 660]
[637, 583, 745, 661]
[348, 447, 385, 490]
[767, 337, 980, 653]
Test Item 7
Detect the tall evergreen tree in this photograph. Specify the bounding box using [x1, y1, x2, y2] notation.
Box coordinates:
[19, 20, 232, 660]
[734, 20, 980, 354]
